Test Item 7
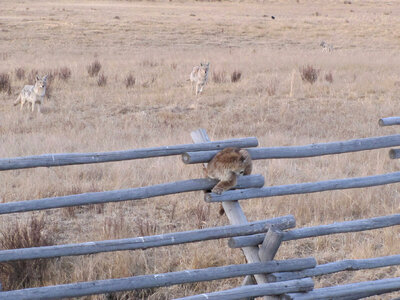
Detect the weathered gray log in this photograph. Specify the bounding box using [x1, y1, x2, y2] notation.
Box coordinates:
[268, 254, 400, 282]
[0, 175, 264, 215]
[0, 137, 258, 171]
[191, 129, 270, 286]
[0, 215, 295, 262]
[174, 278, 314, 300]
[389, 149, 400, 159]
[249, 228, 284, 299]
[258, 228, 285, 300]
[206, 171, 400, 202]
[0, 259, 316, 300]
[182, 134, 400, 164]
[379, 117, 400, 126]
[284, 277, 400, 300]
[258, 227, 283, 262]
[229, 214, 400, 248]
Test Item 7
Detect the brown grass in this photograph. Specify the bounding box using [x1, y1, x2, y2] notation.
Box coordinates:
[97, 73, 107, 87]
[0, 216, 55, 290]
[15, 67, 25, 81]
[124, 73, 136, 88]
[1, 0, 400, 298]
[300, 65, 319, 84]
[58, 67, 72, 81]
[87, 60, 102, 77]
[212, 70, 226, 83]
[0, 73, 11, 95]
[325, 71, 334, 84]
[230, 70, 242, 83]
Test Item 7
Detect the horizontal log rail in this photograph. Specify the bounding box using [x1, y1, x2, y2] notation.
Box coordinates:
[379, 117, 400, 126]
[0, 175, 264, 215]
[0, 258, 316, 300]
[268, 254, 400, 282]
[0, 215, 295, 262]
[206, 171, 400, 202]
[0, 137, 258, 171]
[182, 134, 400, 164]
[229, 214, 400, 248]
[285, 277, 400, 300]
[175, 278, 314, 300]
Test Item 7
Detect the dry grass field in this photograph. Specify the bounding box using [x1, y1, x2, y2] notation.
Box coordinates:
[1, 0, 400, 298]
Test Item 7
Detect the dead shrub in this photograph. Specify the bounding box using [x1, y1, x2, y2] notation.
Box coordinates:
[300, 65, 319, 84]
[125, 73, 136, 88]
[325, 71, 334, 84]
[0, 73, 11, 95]
[58, 67, 71, 81]
[231, 70, 242, 82]
[87, 60, 102, 77]
[0, 216, 54, 290]
[97, 73, 107, 87]
[212, 70, 226, 83]
[15, 67, 25, 80]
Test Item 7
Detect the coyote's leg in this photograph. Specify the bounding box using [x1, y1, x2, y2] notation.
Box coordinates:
[20, 98, 25, 110]
[211, 172, 237, 195]
[31, 101, 35, 112]
[37, 103, 41, 113]
[195, 83, 200, 95]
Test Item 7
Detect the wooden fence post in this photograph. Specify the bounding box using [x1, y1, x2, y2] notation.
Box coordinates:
[259, 227, 283, 262]
[190, 129, 269, 288]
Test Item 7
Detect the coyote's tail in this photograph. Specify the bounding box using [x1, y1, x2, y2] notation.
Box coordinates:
[13, 95, 20, 106]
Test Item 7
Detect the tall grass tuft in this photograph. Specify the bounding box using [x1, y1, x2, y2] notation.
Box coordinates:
[97, 73, 107, 87]
[125, 73, 136, 88]
[300, 65, 319, 84]
[0, 73, 11, 95]
[325, 71, 334, 83]
[0, 216, 54, 291]
[58, 67, 72, 81]
[231, 70, 242, 82]
[87, 60, 102, 77]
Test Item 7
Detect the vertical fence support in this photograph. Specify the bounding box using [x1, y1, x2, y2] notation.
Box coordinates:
[190, 129, 269, 290]
[259, 227, 283, 262]
[253, 227, 284, 300]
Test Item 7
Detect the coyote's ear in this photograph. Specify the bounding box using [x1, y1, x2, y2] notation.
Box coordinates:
[36, 75, 40, 81]
[43, 75, 48, 82]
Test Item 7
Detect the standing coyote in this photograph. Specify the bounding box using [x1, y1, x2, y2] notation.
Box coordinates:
[14, 75, 48, 113]
[320, 41, 333, 53]
[190, 62, 209, 95]
[206, 147, 252, 195]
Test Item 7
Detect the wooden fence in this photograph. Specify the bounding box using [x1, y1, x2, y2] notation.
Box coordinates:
[1, 117, 400, 299]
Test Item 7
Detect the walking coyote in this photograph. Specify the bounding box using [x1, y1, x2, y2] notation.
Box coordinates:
[190, 62, 209, 95]
[320, 41, 333, 53]
[206, 147, 252, 195]
[14, 75, 48, 113]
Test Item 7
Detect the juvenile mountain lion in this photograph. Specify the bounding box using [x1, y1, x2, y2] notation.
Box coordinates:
[206, 147, 252, 194]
